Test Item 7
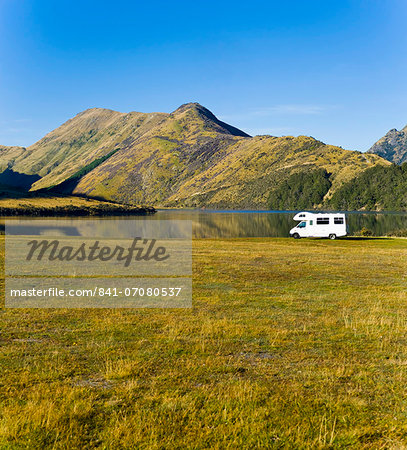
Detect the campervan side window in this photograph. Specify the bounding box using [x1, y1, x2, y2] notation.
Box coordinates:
[334, 217, 344, 224]
[316, 217, 329, 225]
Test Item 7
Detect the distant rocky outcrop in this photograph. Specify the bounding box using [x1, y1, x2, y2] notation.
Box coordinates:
[368, 125, 407, 164]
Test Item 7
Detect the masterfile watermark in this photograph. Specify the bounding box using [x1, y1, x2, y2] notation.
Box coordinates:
[5, 219, 192, 308]
[6, 278, 192, 308]
[6, 219, 191, 277]
[25, 238, 170, 266]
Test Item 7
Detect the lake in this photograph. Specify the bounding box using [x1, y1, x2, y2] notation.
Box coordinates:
[2, 210, 407, 238]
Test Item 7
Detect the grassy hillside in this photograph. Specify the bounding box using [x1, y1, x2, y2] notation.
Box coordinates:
[9, 108, 135, 188]
[75, 134, 387, 209]
[2, 237, 407, 447]
[0, 145, 26, 172]
[2, 103, 389, 209]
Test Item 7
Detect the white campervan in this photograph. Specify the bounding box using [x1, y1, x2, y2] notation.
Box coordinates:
[289, 212, 347, 240]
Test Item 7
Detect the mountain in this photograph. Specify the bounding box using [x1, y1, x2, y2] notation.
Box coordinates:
[0, 145, 26, 172]
[1, 103, 389, 209]
[368, 125, 407, 164]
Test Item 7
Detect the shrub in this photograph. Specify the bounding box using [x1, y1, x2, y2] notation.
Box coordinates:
[360, 227, 373, 237]
[388, 229, 407, 237]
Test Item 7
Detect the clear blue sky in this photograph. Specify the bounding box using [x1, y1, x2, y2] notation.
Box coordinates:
[1, 0, 406, 151]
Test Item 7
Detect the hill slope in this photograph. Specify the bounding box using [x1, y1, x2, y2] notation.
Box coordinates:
[368, 125, 407, 164]
[2, 103, 389, 209]
[0, 145, 26, 172]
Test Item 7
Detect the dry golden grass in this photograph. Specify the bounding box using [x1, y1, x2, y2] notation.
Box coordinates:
[0, 195, 115, 208]
[1, 237, 407, 448]
[0, 195, 154, 216]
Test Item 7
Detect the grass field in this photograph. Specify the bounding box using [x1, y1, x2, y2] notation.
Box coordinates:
[1, 237, 407, 448]
[0, 194, 154, 216]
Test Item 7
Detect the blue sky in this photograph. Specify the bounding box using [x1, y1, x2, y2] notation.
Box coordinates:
[0, 0, 406, 151]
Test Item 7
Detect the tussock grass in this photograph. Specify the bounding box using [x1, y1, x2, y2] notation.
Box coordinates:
[1, 237, 407, 448]
[0, 195, 154, 216]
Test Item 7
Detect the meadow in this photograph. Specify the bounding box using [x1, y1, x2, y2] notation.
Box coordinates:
[1, 236, 407, 448]
[0, 194, 154, 216]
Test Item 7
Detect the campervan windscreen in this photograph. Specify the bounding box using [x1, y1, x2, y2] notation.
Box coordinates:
[298, 221, 306, 228]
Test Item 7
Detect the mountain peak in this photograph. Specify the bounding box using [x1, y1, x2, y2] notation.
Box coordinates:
[173, 102, 205, 112]
[172, 102, 219, 120]
[172, 103, 251, 138]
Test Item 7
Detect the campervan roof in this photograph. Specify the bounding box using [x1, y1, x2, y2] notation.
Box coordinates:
[293, 212, 345, 221]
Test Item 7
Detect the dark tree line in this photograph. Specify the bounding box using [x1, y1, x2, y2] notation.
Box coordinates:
[269, 169, 331, 210]
[327, 163, 407, 211]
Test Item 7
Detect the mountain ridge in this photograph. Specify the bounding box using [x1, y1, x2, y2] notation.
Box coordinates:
[0, 103, 390, 209]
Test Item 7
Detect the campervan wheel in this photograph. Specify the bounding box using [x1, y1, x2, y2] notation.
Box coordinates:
[329, 234, 336, 240]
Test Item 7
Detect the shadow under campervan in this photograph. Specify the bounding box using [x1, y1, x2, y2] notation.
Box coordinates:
[289, 212, 347, 240]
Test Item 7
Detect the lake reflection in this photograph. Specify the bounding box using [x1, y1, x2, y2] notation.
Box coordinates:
[154, 210, 407, 238]
[2, 210, 407, 238]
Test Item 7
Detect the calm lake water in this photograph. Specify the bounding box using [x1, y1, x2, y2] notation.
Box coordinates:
[2, 210, 407, 238]
[154, 210, 407, 237]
